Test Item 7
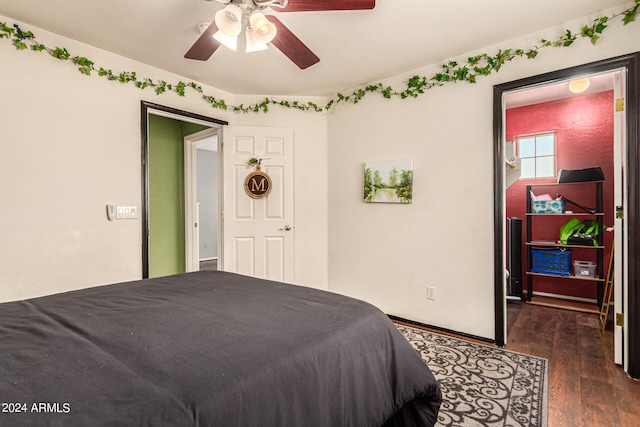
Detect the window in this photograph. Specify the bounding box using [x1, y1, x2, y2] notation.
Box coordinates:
[517, 132, 556, 179]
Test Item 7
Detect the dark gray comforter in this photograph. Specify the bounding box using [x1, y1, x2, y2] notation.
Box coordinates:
[0, 271, 441, 426]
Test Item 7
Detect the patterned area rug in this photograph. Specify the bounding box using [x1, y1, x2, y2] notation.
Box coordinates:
[396, 325, 548, 427]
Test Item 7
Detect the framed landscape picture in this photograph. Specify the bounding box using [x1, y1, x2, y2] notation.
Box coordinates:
[363, 159, 413, 204]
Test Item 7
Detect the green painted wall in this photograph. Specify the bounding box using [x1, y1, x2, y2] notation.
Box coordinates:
[148, 116, 209, 278]
[148, 115, 184, 278]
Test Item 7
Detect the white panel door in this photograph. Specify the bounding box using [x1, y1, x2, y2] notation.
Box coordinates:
[222, 126, 294, 282]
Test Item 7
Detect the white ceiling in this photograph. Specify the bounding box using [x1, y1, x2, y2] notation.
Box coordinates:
[0, 0, 631, 96]
[504, 71, 618, 109]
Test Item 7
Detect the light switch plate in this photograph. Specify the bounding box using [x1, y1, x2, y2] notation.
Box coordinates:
[116, 206, 138, 219]
[108, 205, 137, 220]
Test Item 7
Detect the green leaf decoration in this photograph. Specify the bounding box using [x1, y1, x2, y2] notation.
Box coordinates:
[14, 39, 27, 50]
[1, 3, 638, 114]
[52, 47, 70, 60]
[623, 4, 639, 25]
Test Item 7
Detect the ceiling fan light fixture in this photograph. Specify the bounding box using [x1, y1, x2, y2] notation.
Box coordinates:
[214, 4, 243, 37]
[213, 30, 238, 51]
[187, 0, 374, 67]
[245, 27, 269, 52]
[249, 12, 277, 45]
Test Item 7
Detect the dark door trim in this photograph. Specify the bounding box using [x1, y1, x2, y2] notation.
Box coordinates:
[493, 52, 640, 379]
[140, 101, 227, 279]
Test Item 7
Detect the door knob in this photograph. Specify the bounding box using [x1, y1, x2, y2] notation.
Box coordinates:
[278, 224, 293, 231]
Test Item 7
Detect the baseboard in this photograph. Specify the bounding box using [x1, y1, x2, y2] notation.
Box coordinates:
[388, 315, 496, 345]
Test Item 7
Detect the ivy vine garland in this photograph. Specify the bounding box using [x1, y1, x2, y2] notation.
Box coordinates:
[1, 1, 638, 114]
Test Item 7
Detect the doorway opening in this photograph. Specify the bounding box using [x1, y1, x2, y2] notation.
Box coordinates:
[505, 70, 618, 308]
[196, 135, 220, 272]
[492, 52, 640, 379]
[184, 128, 220, 273]
[140, 101, 227, 279]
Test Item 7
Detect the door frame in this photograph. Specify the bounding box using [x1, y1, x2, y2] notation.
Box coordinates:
[492, 52, 640, 378]
[140, 101, 227, 278]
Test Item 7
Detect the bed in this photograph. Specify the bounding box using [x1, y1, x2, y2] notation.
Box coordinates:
[0, 271, 441, 426]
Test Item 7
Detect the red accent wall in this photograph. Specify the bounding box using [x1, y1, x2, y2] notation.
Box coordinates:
[506, 91, 614, 301]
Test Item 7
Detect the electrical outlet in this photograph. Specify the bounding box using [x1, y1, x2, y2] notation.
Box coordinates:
[427, 286, 436, 301]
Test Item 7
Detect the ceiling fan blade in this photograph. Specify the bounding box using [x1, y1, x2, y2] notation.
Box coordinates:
[279, 0, 375, 12]
[184, 20, 221, 61]
[266, 15, 319, 70]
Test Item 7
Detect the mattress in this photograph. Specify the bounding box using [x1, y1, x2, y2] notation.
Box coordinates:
[0, 271, 441, 426]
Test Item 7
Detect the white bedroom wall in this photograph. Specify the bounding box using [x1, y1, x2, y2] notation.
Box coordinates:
[196, 148, 218, 261]
[2, 6, 638, 339]
[0, 15, 329, 302]
[326, 6, 640, 340]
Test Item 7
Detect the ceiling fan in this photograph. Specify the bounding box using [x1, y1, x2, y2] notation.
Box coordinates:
[184, 0, 376, 70]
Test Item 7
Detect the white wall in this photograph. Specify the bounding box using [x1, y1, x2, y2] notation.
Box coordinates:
[326, 7, 640, 340]
[0, 15, 329, 301]
[2, 8, 639, 340]
[197, 148, 218, 260]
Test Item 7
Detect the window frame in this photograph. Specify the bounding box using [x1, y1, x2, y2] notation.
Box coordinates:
[516, 131, 557, 179]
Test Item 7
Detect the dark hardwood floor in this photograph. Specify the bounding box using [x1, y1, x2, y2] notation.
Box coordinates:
[506, 301, 640, 427]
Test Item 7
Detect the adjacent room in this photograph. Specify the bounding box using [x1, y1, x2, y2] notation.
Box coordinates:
[2, 0, 640, 426]
[505, 73, 616, 314]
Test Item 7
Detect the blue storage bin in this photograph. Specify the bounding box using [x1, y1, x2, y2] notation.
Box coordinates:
[530, 248, 571, 276]
[532, 199, 565, 214]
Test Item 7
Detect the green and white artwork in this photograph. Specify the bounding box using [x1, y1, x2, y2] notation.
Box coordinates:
[364, 159, 413, 204]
